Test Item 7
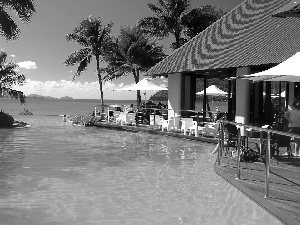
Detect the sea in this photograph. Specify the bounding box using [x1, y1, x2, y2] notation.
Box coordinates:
[0, 98, 281, 225]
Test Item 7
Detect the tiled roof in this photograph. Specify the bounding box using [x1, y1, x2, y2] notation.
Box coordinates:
[146, 0, 300, 76]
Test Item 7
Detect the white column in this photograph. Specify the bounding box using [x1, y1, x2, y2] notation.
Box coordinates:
[168, 73, 182, 120]
[235, 67, 251, 136]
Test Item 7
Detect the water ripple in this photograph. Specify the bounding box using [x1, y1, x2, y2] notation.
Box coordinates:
[0, 116, 282, 224]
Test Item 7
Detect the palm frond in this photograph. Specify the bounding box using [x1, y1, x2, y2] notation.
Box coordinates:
[63, 48, 91, 67]
[0, 8, 19, 40]
[1, 87, 26, 104]
[2, 0, 35, 23]
[66, 33, 89, 47]
[73, 54, 92, 80]
[138, 17, 169, 38]
[0, 50, 8, 65]
[147, 3, 164, 16]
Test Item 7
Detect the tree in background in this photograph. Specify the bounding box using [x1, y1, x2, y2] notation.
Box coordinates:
[138, 0, 225, 50]
[138, 0, 190, 50]
[0, 0, 36, 40]
[64, 16, 113, 110]
[103, 25, 165, 108]
[0, 50, 26, 103]
[181, 5, 226, 40]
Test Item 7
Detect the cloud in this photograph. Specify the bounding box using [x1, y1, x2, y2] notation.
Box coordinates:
[13, 78, 168, 100]
[13, 79, 137, 100]
[10, 55, 16, 58]
[18, 61, 37, 69]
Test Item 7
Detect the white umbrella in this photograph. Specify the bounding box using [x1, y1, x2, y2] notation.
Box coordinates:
[196, 85, 227, 107]
[117, 78, 168, 102]
[196, 85, 228, 96]
[241, 52, 300, 82]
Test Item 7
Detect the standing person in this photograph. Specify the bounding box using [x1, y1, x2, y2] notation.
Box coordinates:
[284, 99, 300, 156]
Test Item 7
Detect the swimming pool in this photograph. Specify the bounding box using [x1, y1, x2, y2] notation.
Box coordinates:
[0, 116, 281, 224]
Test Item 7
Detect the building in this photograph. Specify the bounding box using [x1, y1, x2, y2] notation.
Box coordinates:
[146, 0, 300, 127]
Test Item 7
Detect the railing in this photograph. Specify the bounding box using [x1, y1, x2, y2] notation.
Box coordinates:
[105, 107, 298, 199]
[217, 119, 300, 198]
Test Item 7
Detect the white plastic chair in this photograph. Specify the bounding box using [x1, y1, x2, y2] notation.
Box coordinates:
[180, 118, 194, 135]
[123, 113, 136, 126]
[116, 112, 125, 124]
[161, 116, 181, 131]
[202, 122, 219, 138]
[113, 111, 121, 122]
[187, 121, 204, 137]
[150, 115, 163, 128]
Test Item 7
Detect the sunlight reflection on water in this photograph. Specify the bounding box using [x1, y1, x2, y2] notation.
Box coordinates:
[0, 116, 282, 224]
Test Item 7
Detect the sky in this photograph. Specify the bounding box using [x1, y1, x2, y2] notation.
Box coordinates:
[1, 0, 244, 100]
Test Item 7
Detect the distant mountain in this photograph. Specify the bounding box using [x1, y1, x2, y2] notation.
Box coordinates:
[27, 94, 57, 99]
[60, 96, 73, 100]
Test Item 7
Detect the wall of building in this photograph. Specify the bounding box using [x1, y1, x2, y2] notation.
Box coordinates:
[168, 73, 182, 119]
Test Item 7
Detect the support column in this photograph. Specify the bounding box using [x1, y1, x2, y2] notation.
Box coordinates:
[168, 73, 182, 119]
[236, 67, 251, 136]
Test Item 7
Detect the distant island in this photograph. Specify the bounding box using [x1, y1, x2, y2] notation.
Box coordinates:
[25, 94, 73, 100]
[27, 94, 57, 99]
[60, 96, 73, 100]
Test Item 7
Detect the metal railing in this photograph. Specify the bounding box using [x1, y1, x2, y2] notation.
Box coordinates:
[217, 119, 300, 198]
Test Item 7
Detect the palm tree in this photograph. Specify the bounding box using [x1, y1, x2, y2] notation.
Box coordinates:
[0, 0, 36, 40]
[64, 16, 113, 110]
[138, 0, 190, 50]
[0, 49, 26, 103]
[182, 5, 226, 40]
[103, 25, 165, 108]
[138, 0, 225, 50]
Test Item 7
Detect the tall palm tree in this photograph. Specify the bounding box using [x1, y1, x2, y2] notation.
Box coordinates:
[103, 25, 165, 108]
[138, 0, 190, 50]
[138, 0, 225, 50]
[0, 49, 26, 103]
[64, 16, 113, 109]
[0, 0, 36, 40]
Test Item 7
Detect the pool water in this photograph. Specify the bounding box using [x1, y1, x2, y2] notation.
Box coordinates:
[0, 116, 281, 225]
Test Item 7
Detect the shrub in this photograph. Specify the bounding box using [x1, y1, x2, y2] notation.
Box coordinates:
[0, 111, 15, 128]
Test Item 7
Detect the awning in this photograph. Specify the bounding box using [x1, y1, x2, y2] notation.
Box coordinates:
[241, 52, 300, 82]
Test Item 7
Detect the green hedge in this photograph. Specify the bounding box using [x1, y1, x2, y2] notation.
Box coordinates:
[0, 111, 14, 128]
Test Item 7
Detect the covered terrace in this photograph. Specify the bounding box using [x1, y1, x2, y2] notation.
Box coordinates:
[146, 0, 300, 127]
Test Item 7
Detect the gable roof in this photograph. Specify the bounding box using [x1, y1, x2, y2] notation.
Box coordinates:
[146, 0, 300, 76]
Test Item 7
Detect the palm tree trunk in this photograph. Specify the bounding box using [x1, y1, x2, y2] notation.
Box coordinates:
[133, 68, 141, 109]
[96, 56, 104, 113]
[174, 31, 181, 49]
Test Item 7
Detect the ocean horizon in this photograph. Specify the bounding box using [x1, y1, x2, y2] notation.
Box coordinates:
[1, 98, 227, 118]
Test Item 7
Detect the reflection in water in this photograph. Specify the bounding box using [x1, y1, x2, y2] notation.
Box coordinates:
[0, 116, 282, 224]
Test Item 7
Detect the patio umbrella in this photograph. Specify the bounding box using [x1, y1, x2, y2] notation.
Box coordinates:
[241, 52, 300, 82]
[117, 78, 168, 103]
[196, 85, 227, 107]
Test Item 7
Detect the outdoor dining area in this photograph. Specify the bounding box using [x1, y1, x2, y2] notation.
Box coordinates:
[93, 101, 226, 141]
